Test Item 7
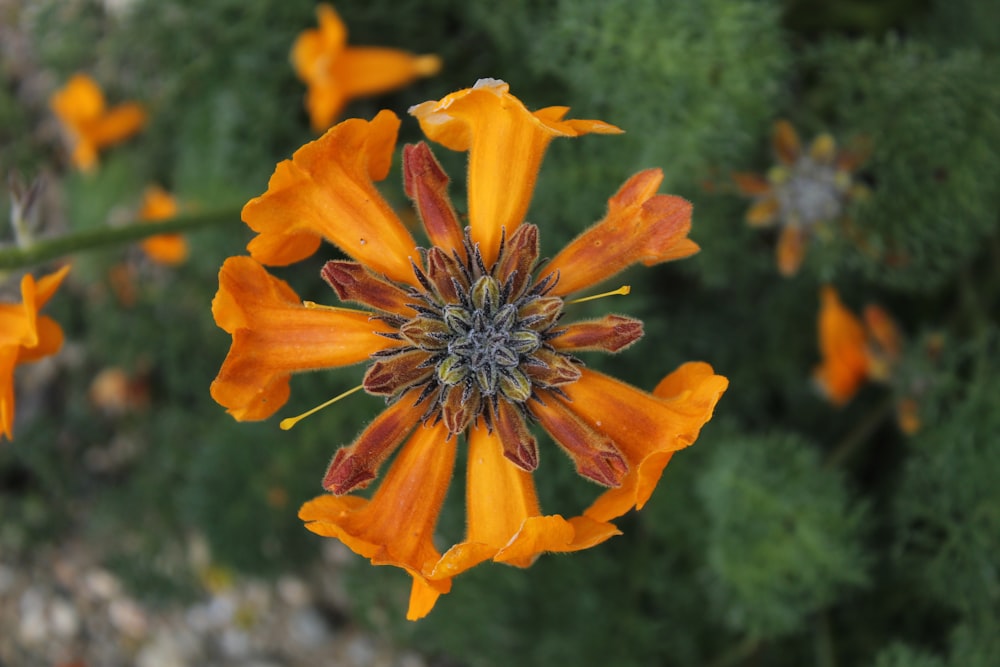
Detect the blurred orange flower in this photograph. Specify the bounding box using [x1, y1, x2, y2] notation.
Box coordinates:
[138, 185, 188, 265]
[0, 265, 70, 440]
[291, 3, 441, 132]
[212, 79, 727, 619]
[49, 73, 146, 172]
[734, 120, 868, 276]
[813, 286, 919, 433]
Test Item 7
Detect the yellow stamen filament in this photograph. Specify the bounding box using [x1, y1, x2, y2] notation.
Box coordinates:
[567, 285, 631, 305]
[302, 300, 352, 312]
[280, 384, 365, 431]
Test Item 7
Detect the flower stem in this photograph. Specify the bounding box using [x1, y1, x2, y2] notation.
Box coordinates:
[822, 395, 895, 469]
[0, 207, 241, 270]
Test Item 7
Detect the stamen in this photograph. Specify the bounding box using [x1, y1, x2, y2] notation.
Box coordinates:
[280, 385, 365, 430]
[302, 300, 354, 312]
[567, 285, 631, 305]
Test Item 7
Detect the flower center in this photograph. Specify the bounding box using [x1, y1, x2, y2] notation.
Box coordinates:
[363, 225, 582, 435]
[776, 157, 846, 226]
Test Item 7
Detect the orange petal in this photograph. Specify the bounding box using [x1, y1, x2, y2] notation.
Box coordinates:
[242, 110, 420, 284]
[552, 365, 727, 523]
[410, 79, 621, 265]
[0, 266, 69, 348]
[300, 420, 455, 620]
[291, 3, 347, 84]
[543, 169, 698, 296]
[0, 266, 69, 442]
[0, 347, 17, 440]
[732, 171, 772, 196]
[87, 103, 147, 147]
[776, 224, 806, 276]
[334, 48, 441, 100]
[746, 195, 779, 227]
[209, 256, 397, 420]
[50, 73, 105, 121]
[813, 286, 869, 405]
[16, 316, 64, 364]
[141, 234, 189, 265]
[530, 394, 629, 488]
[863, 304, 903, 364]
[773, 120, 801, 165]
[322, 395, 424, 493]
[430, 426, 619, 581]
[139, 185, 178, 220]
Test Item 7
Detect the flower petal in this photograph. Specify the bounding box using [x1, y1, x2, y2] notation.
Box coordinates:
[402, 142, 466, 256]
[746, 195, 780, 227]
[813, 286, 869, 405]
[776, 224, 806, 276]
[16, 316, 64, 364]
[550, 315, 643, 353]
[300, 420, 455, 620]
[242, 110, 421, 284]
[732, 171, 772, 196]
[410, 79, 621, 265]
[321, 395, 425, 494]
[87, 103, 147, 147]
[429, 426, 619, 581]
[210, 257, 397, 420]
[0, 347, 18, 440]
[552, 365, 727, 523]
[0, 266, 70, 441]
[291, 3, 347, 84]
[334, 48, 441, 100]
[773, 119, 801, 165]
[543, 169, 698, 296]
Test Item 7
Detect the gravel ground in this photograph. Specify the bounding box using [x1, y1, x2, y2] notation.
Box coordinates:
[0, 538, 428, 667]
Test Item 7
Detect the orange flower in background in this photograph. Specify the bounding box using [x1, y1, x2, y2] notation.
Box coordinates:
[813, 286, 920, 433]
[49, 73, 146, 172]
[212, 79, 728, 619]
[734, 120, 868, 276]
[138, 185, 188, 266]
[291, 3, 441, 132]
[0, 265, 70, 441]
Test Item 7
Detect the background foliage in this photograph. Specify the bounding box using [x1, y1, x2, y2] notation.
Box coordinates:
[2, 0, 998, 665]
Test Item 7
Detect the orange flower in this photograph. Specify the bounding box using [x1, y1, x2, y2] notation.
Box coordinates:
[291, 3, 441, 132]
[814, 287, 917, 431]
[734, 120, 868, 276]
[138, 185, 188, 265]
[1, 266, 70, 441]
[212, 80, 728, 619]
[49, 74, 146, 172]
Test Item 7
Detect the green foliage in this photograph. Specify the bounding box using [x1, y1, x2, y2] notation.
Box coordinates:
[698, 432, 868, 638]
[893, 344, 1000, 621]
[803, 37, 1000, 291]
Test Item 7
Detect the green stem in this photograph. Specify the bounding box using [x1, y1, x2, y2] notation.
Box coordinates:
[0, 207, 241, 270]
[822, 395, 895, 469]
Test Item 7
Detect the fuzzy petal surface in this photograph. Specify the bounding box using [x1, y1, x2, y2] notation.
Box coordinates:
[300, 421, 455, 620]
[243, 110, 420, 284]
[544, 169, 699, 296]
[410, 79, 621, 265]
[555, 364, 728, 523]
[210, 257, 397, 420]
